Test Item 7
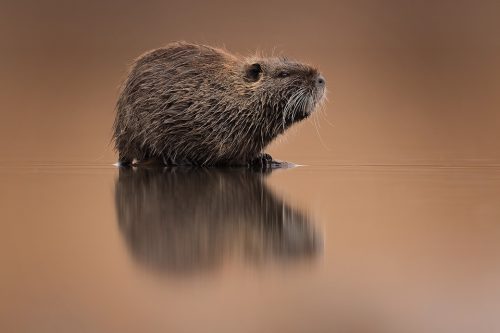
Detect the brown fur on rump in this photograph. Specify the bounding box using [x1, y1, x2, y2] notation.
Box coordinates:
[113, 42, 326, 166]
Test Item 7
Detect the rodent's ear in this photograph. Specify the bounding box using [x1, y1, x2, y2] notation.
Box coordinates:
[245, 63, 262, 82]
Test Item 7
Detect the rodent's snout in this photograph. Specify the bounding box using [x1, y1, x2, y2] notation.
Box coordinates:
[315, 74, 326, 87]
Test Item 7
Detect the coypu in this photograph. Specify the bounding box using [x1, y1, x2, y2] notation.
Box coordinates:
[115, 167, 321, 274]
[113, 42, 326, 166]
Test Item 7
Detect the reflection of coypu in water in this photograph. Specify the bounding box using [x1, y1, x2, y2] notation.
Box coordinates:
[115, 167, 321, 274]
[113, 42, 326, 166]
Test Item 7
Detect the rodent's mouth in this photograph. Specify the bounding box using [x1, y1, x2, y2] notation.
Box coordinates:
[280, 85, 325, 127]
[308, 86, 326, 116]
[306, 87, 326, 115]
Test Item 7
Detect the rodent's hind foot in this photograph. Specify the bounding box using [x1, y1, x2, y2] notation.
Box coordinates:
[117, 159, 132, 167]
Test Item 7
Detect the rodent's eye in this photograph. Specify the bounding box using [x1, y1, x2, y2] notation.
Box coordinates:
[277, 71, 290, 78]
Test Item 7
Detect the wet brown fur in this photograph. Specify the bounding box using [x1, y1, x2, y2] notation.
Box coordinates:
[113, 42, 325, 166]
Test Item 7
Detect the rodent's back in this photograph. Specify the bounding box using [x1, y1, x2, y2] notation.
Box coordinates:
[114, 43, 257, 165]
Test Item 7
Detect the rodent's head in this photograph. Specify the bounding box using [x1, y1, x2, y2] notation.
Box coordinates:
[241, 56, 326, 128]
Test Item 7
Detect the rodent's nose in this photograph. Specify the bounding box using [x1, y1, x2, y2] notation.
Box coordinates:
[316, 75, 326, 87]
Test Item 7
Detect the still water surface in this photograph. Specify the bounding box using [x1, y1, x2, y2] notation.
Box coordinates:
[1, 164, 500, 332]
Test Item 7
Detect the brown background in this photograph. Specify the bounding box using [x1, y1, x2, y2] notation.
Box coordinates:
[1, 0, 499, 165]
[1, 2, 500, 331]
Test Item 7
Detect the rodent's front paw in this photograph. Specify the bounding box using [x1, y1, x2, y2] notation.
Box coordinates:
[248, 153, 275, 170]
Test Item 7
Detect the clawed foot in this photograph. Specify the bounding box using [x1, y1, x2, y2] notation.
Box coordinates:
[249, 153, 283, 170]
